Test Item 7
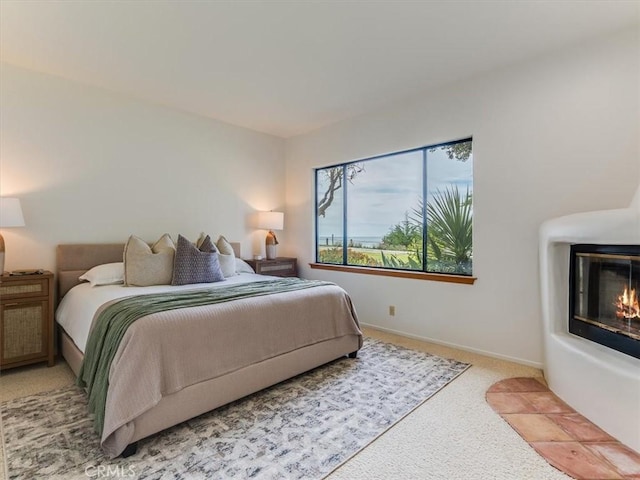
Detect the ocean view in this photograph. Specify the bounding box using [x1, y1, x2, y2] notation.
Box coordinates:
[318, 236, 384, 248]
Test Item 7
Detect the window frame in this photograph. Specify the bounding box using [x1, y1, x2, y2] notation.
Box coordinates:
[313, 137, 475, 283]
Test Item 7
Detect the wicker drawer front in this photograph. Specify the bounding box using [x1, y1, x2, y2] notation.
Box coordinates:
[0, 283, 41, 295]
[260, 263, 293, 273]
[0, 278, 48, 299]
[2, 303, 45, 361]
[247, 258, 298, 277]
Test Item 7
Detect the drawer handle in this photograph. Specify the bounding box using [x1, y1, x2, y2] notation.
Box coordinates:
[3, 303, 19, 307]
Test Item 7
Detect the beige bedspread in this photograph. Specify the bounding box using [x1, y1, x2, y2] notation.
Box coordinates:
[99, 283, 362, 457]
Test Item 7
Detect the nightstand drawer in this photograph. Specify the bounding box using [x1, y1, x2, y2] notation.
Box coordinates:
[246, 258, 298, 277]
[0, 277, 49, 300]
[260, 263, 293, 273]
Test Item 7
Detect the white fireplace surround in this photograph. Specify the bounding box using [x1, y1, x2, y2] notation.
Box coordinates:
[540, 185, 640, 452]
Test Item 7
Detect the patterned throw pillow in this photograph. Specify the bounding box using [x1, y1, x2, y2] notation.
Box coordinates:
[124, 234, 175, 286]
[171, 234, 225, 285]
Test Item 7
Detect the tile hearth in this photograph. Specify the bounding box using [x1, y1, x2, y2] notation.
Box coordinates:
[487, 377, 640, 480]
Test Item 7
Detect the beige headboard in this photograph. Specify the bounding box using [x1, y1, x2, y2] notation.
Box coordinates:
[56, 242, 241, 300]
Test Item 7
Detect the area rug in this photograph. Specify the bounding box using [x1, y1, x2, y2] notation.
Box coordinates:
[1, 338, 470, 480]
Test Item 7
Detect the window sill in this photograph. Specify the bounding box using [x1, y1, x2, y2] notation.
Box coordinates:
[309, 263, 476, 285]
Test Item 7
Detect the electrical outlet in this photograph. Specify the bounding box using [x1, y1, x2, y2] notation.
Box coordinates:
[389, 305, 395, 316]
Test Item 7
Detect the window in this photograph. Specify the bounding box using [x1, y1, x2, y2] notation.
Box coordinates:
[315, 138, 473, 277]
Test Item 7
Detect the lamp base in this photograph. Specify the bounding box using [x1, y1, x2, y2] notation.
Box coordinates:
[266, 244, 277, 260]
[0, 233, 4, 274]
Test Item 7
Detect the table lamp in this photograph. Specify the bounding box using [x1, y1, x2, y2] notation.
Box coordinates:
[0, 198, 26, 274]
[257, 211, 284, 260]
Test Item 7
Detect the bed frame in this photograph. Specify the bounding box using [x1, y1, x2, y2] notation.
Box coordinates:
[56, 243, 361, 457]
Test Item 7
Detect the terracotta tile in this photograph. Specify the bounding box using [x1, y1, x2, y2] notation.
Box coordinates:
[548, 413, 617, 442]
[520, 391, 573, 414]
[586, 443, 640, 477]
[533, 441, 623, 479]
[486, 392, 538, 414]
[503, 414, 574, 442]
[486, 379, 514, 393]
[487, 377, 549, 393]
[536, 376, 549, 387]
[486, 378, 640, 480]
[512, 377, 549, 392]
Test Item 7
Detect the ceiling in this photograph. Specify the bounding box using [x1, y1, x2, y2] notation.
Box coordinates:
[1, 1, 638, 138]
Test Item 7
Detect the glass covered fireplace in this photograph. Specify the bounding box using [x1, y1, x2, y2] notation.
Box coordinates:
[569, 244, 640, 359]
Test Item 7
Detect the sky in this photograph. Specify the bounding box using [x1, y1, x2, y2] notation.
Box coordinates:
[317, 145, 473, 239]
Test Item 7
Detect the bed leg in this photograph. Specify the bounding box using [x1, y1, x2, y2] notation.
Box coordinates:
[121, 442, 138, 458]
[348, 351, 358, 359]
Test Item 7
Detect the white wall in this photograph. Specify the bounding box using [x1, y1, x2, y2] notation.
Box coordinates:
[284, 28, 639, 366]
[0, 64, 285, 271]
[2, 28, 638, 367]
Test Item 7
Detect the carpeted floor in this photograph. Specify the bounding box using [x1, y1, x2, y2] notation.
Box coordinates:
[0, 327, 573, 479]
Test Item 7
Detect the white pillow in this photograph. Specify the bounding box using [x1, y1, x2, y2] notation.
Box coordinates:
[79, 262, 125, 287]
[216, 235, 237, 277]
[235, 258, 255, 274]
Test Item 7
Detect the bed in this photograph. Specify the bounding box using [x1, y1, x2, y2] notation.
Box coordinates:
[55, 243, 362, 459]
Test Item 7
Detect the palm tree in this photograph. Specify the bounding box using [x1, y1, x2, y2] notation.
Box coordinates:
[379, 185, 472, 273]
[426, 186, 472, 272]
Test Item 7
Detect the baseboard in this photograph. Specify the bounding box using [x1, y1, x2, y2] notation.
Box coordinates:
[360, 323, 543, 369]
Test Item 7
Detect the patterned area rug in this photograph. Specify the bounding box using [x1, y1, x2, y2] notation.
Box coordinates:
[1, 338, 470, 480]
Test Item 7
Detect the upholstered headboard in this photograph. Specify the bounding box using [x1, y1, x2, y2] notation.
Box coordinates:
[56, 242, 241, 300]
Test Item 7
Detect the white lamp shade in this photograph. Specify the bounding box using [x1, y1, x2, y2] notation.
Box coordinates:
[257, 211, 284, 231]
[0, 198, 25, 227]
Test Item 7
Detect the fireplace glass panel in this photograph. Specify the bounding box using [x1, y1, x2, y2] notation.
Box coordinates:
[570, 245, 640, 359]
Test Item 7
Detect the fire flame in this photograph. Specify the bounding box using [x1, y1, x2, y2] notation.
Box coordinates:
[616, 287, 640, 319]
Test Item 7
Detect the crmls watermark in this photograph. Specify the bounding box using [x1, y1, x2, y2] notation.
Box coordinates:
[85, 465, 136, 478]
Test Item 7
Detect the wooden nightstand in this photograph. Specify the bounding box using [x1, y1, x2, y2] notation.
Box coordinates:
[246, 258, 298, 277]
[0, 271, 55, 370]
